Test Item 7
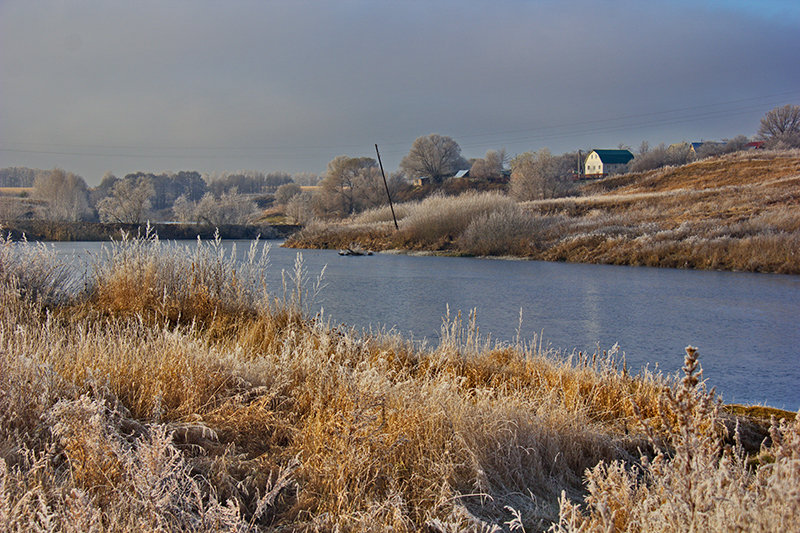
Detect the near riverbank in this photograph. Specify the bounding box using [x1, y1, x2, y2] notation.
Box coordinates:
[1, 233, 796, 531]
[286, 150, 800, 274]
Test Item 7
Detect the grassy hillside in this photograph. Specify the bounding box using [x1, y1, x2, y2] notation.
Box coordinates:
[287, 150, 800, 274]
[1, 233, 797, 531]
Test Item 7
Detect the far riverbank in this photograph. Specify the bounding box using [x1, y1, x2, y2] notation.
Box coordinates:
[1, 220, 300, 241]
[286, 151, 800, 275]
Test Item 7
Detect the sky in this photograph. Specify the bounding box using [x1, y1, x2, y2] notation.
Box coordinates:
[1, 0, 799, 185]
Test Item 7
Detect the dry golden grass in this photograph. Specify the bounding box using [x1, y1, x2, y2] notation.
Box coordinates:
[287, 150, 800, 273]
[1, 234, 796, 531]
[0, 187, 34, 197]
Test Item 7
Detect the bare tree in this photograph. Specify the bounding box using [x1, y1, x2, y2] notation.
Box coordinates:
[33, 168, 91, 221]
[292, 172, 321, 186]
[399, 134, 469, 183]
[758, 104, 800, 148]
[285, 191, 315, 225]
[469, 149, 507, 181]
[97, 177, 155, 223]
[317, 156, 380, 217]
[172, 194, 196, 222]
[275, 182, 303, 205]
[629, 143, 693, 173]
[694, 135, 750, 158]
[510, 149, 574, 201]
[193, 190, 259, 226]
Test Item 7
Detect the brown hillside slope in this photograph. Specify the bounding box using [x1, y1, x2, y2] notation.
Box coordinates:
[582, 150, 800, 194]
[515, 150, 800, 272]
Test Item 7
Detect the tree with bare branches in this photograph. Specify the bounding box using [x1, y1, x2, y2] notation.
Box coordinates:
[399, 134, 469, 183]
[469, 149, 507, 181]
[317, 156, 380, 217]
[758, 104, 800, 148]
[33, 168, 91, 221]
[510, 149, 575, 200]
[97, 177, 155, 224]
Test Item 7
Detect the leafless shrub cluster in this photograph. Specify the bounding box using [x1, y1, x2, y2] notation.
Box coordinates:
[350, 201, 419, 225]
[456, 205, 543, 256]
[629, 143, 694, 173]
[399, 191, 518, 248]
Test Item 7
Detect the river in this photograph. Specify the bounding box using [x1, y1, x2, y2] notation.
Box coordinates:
[51, 239, 800, 411]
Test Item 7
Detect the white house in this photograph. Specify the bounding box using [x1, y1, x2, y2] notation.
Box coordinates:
[584, 149, 634, 177]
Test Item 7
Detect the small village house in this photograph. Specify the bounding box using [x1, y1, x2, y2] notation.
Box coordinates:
[583, 149, 634, 178]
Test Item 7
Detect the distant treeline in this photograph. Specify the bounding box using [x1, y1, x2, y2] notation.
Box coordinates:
[0, 167, 45, 188]
[1, 166, 315, 226]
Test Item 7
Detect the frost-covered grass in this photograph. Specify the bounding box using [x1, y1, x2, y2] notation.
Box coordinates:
[1, 234, 796, 531]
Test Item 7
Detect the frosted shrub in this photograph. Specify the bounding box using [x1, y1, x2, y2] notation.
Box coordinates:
[92, 227, 272, 320]
[0, 232, 78, 305]
[456, 205, 542, 256]
[401, 192, 517, 246]
[351, 202, 417, 225]
[555, 347, 800, 532]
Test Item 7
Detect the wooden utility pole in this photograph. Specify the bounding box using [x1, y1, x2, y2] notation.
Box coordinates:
[374, 144, 399, 230]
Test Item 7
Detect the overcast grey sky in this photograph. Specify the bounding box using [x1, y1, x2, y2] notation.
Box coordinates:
[1, 0, 799, 184]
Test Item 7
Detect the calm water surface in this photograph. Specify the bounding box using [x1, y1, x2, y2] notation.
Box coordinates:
[52, 240, 800, 410]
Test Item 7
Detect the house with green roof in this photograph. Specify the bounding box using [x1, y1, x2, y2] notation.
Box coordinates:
[583, 149, 634, 178]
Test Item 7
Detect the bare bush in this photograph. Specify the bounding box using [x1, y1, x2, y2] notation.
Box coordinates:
[194, 190, 260, 226]
[274, 182, 302, 205]
[285, 191, 315, 225]
[456, 204, 541, 256]
[510, 149, 575, 201]
[351, 201, 418, 225]
[470, 149, 507, 181]
[629, 143, 694, 173]
[400, 191, 517, 246]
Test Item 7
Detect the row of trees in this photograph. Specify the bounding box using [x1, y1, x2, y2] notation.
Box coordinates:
[5, 105, 797, 225]
[294, 104, 800, 216]
[4, 169, 291, 224]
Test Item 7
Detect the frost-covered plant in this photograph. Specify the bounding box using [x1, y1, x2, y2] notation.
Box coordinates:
[554, 347, 800, 532]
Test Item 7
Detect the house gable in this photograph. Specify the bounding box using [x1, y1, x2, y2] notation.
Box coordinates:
[584, 149, 633, 177]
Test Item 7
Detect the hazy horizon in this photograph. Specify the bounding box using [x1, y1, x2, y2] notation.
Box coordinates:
[2, 0, 799, 185]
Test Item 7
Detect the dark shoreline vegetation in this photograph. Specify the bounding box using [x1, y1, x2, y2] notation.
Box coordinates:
[0, 220, 300, 242]
[1, 232, 797, 531]
[286, 151, 800, 275]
